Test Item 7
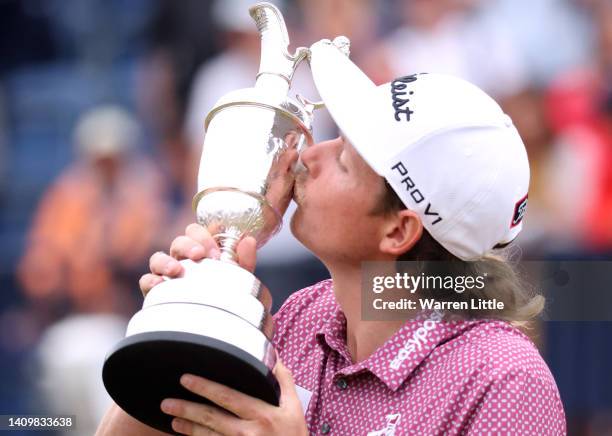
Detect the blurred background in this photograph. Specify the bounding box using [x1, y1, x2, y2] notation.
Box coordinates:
[0, 0, 611, 434]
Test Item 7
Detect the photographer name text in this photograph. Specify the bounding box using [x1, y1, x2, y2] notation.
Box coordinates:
[372, 298, 504, 311]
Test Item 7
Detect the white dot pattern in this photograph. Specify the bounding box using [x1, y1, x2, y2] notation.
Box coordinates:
[272, 280, 566, 435]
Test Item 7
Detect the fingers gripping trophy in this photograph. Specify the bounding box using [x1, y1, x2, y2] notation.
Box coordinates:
[102, 3, 350, 433]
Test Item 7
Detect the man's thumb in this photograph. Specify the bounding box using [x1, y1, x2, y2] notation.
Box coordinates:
[274, 358, 302, 410]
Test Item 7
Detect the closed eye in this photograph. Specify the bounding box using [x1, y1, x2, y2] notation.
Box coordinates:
[337, 135, 349, 172]
[337, 149, 348, 172]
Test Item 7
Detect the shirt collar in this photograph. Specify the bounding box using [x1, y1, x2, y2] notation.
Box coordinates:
[315, 302, 353, 363]
[316, 300, 483, 391]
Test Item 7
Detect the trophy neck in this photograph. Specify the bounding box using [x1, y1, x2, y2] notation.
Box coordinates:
[254, 74, 290, 102]
[214, 228, 242, 264]
[250, 2, 308, 89]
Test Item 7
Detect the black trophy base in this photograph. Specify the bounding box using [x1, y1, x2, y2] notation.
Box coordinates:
[102, 331, 279, 434]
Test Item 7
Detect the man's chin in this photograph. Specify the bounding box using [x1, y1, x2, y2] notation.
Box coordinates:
[289, 209, 303, 241]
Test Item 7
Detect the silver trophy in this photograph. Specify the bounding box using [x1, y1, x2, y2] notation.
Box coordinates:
[102, 3, 348, 433]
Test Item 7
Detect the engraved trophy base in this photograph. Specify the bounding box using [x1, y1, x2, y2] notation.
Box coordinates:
[103, 331, 278, 434]
[102, 260, 279, 434]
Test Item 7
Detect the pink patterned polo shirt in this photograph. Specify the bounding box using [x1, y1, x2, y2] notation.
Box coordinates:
[272, 280, 566, 435]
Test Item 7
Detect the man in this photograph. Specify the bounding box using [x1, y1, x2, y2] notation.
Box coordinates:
[97, 41, 565, 435]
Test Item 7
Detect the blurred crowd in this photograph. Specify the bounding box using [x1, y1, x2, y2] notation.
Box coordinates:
[0, 0, 611, 434]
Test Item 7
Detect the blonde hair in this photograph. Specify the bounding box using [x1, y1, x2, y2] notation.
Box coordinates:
[436, 253, 544, 324]
[375, 181, 544, 324]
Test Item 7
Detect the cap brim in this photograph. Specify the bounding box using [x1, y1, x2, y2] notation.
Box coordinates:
[309, 41, 387, 175]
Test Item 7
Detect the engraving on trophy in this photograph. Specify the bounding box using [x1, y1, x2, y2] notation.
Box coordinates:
[251, 7, 268, 33]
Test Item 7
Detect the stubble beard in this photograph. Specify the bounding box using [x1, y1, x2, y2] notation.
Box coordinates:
[293, 171, 307, 206]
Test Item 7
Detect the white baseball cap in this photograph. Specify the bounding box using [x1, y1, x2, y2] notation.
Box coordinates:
[309, 40, 530, 261]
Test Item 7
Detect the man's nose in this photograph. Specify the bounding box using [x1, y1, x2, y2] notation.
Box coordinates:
[299, 138, 338, 176]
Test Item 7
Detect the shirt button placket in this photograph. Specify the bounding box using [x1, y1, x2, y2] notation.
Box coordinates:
[321, 422, 331, 434]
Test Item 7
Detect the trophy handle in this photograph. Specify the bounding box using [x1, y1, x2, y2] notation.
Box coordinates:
[296, 94, 325, 118]
[296, 36, 352, 116]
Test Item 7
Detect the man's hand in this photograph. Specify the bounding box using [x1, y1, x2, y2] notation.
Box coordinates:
[160, 358, 308, 436]
[139, 223, 257, 296]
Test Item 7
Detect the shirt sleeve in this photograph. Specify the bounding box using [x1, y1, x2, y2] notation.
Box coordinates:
[464, 368, 566, 435]
[271, 286, 311, 349]
[271, 280, 332, 351]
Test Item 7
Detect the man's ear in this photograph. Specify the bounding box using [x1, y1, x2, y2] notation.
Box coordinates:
[379, 210, 423, 256]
